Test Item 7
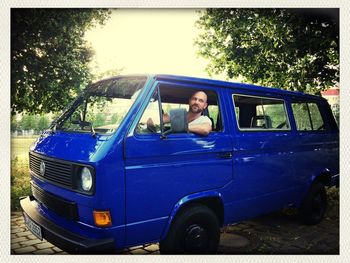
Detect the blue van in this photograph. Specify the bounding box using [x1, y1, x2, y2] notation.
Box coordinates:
[20, 74, 339, 254]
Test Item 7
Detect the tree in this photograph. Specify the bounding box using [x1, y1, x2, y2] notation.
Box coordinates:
[111, 113, 120, 124]
[11, 117, 19, 132]
[11, 8, 111, 115]
[37, 115, 50, 131]
[19, 115, 37, 131]
[196, 9, 339, 94]
[94, 113, 106, 127]
[90, 64, 123, 82]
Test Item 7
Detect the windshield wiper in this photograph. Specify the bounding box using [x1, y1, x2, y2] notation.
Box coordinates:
[49, 96, 85, 132]
[90, 123, 96, 137]
[51, 123, 57, 133]
[85, 122, 96, 138]
[72, 120, 96, 138]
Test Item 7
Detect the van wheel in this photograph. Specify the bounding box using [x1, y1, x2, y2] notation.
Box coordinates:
[159, 204, 220, 254]
[299, 181, 327, 225]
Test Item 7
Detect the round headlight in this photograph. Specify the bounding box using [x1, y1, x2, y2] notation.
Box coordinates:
[81, 167, 93, 192]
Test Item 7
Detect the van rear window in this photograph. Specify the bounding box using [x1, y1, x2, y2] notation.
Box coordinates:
[291, 102, 325, 131]
[233, 95, 290, 131]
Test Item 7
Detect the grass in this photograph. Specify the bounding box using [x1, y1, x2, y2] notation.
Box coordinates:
[11, 137, 37, 161]
[11, 136, 38, 211]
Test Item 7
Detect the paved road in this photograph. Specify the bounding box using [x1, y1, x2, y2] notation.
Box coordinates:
[11, 188, 339, 255]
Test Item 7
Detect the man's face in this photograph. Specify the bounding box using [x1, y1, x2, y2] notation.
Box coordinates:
[189, 91, 208, 114]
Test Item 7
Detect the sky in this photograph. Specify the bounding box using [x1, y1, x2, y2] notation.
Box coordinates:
[84, 9, 227, 80]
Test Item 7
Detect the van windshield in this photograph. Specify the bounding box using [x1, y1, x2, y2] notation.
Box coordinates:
[52, 76, 147, 135]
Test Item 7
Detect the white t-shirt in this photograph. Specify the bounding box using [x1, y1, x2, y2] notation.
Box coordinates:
[188, 115, 212, 128]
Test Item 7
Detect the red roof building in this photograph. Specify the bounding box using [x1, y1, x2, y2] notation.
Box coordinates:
[321, 87, 339, 96]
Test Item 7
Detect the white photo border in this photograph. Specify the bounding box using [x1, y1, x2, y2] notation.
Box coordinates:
[1, 0, 348, 262]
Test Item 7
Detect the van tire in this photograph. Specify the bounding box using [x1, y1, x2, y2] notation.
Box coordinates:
[299, 181, 327, 225]
[159, 204, 220, 254]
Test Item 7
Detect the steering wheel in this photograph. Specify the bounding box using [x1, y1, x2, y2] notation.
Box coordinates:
[146, 123, 157, 133]
[276, 121, 287, 129]
[316, 124, 325, 131]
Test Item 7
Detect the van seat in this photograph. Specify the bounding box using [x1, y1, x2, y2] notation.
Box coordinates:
[251, 115, 272, 128]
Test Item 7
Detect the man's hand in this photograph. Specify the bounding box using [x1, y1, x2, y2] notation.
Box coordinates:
[163, 113, 170, 123]
[146, 117, 154, 127]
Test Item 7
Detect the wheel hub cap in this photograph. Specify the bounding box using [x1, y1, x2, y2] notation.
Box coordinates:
[184, 224, 208, 250]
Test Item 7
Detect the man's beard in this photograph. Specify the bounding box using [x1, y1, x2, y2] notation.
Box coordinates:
[189, 104, 202, 114]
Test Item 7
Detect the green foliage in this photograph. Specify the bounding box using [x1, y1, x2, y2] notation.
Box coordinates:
[196, 9, 339, 94]
[19, 115, 37, 130]
[11, 8, 111, 115]
[332, 105, 339, 125]
[37, 115, 50, 131]
[11, 118, 19, 132]
[91, 68, 123, 82]
[12, 114, 51, 132]
[11, 163, 31, 211]
[94, 112, 106, 126]
[11, 137, 38, 211]
[111, 113, 121, 124]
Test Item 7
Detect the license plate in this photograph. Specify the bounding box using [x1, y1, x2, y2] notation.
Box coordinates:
[23, 213, 43, 240]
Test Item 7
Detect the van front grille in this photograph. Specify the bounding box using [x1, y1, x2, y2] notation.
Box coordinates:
[31, 182, 78, 220]
[29, 153, 73, 188]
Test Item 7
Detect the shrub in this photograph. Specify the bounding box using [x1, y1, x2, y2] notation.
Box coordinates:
[11, 157, 31, 211]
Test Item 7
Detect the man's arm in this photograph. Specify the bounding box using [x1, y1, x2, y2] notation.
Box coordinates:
[188, 123, 212, 136]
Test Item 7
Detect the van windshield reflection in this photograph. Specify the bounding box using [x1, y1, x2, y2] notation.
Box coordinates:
[52, 76, 147, 135]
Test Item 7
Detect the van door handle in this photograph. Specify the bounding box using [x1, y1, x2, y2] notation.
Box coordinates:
[217, 152, 232, 159]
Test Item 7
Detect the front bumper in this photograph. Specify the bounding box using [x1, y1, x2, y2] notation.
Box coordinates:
[20, 196, 115, 254]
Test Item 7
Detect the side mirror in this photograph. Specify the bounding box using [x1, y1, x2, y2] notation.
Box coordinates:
[162, 108, 188, 137]
[170, 108, 188, 133]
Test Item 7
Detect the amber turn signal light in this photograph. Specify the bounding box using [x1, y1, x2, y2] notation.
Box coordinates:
[93, 210, 112, 227]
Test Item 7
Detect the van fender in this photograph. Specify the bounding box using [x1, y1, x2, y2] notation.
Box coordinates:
[297, 168, 333, 207]
[309, 168, 333, 186]
[160, 190, 224, 240]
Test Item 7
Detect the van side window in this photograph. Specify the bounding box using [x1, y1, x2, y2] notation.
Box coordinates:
[292, 102, 325, 131]
[308, 103, 325, 130]
[291, 103, 312, 131]
[233, 95, 290, 130]
[137, 86, 223, 134]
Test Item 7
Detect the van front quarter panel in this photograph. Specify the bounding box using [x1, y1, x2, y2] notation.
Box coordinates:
[21, 76, 152, 252]
[20, 74, 339, 254]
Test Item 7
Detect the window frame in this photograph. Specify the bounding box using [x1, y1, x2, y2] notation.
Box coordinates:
[135, 83, 225, 136]
[232, 93, 292, 132]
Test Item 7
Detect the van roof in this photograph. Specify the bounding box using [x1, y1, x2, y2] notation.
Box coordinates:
[97, 74, 325, 102]
[152, 74, 325, 102]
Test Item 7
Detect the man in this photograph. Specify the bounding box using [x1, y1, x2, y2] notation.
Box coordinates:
[148, 91, 212, 136]
[185, 90, 212, 136]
